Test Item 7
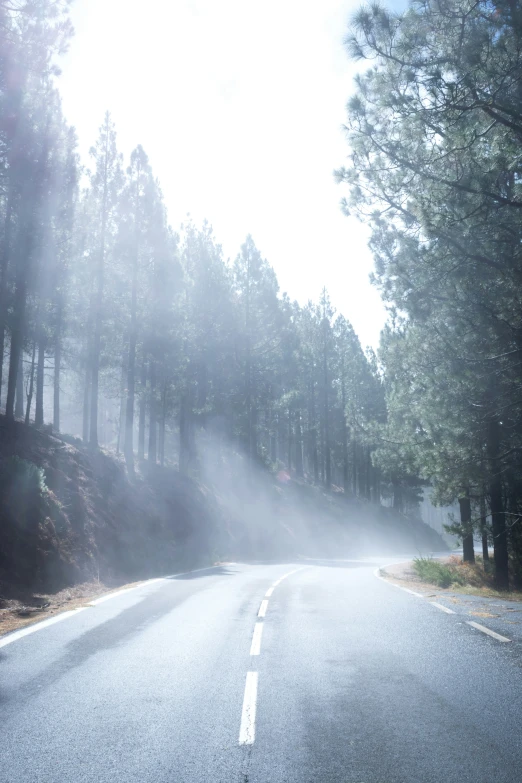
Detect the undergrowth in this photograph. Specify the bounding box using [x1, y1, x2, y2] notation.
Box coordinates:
[413, 557, 466, 588]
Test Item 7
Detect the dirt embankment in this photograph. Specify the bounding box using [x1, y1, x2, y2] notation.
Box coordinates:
[0, 416, 221, 595]
[0, 415, 447, 637]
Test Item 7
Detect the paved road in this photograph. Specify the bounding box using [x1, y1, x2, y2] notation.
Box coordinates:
[1, 559, 522, 782]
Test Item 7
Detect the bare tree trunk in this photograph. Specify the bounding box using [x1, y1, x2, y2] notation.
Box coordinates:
[82, 363, 90, 443]
[0, 195, 13, 406]
[6, 274, 28, 420]
[90, 117, 111, 448]
[7, 130, 50, 420]
[287, 409, 293, 471]
[341, 371, 349, 494]
[480, 494, 489, 565]
[138, 353, 146, 461]
[124, 176, 140, 474]
[179, 394, 189, 474]
[53, 302, 62, 432]
[459, 492, 475, 564]
[270, 405, 277, 464]
[35, 331, 45, 427]
[159, 378, 167, 467]
[15, 350, 24, 419]
[295, 410, 303, 478]
[352, 433, 357, 495]
[392, 476, 403, 513]
[148, 356, 157, 464]
[25, 341, 36, 425]
[323, 342, 331, 490]
[116, 351, 127, 456]
[488, 414, 509, 589]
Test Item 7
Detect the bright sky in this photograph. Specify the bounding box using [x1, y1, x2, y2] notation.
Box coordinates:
[58, 0, 392, 349]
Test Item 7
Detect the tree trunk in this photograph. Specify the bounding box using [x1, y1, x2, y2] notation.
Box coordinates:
[35, 331, 45, 427]
[352, 433, 357, 495]
[295, 410, 303, 478]
[488, 415, 509, 589]
[14, 350, 24, 419]
[287, 409, 293, 471]
[89, 321, 100, 447]
[53, 303, 62, 432]
[373, 466, 381, 505]
[480, 495, 489, 565]
[25, 341, 36, 425]
[124, 220, 140, 472]
[138, 353, 146, 461]
[6, 132, 50, 420]
[392, 477, 403, 513]
[159, 379, 167, 467]
[82, 367, 90, 443]
[179, 394, 189, 474]
[0, 194, 13, 406]
[459, 492, 475, 563]
[148, 356, 157, 463]
[116, 351, 127, 456]
[89, 126, 109, 449]
[341, 381, 349, 495]
[6, 273, 28, 420]
[323, 350, 331, 490]
[270, 406, 277, 464]
[366, 450, 372, 500]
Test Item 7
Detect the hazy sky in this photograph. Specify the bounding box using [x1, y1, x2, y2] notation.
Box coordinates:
[59, 0, 391, 349]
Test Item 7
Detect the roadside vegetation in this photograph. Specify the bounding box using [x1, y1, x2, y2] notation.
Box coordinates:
[412, 556, 522, 600]
[338, 0, 522, 591]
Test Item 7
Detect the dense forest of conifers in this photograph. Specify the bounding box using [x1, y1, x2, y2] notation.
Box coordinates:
[2, 1, 522, 589]
[337, 0, 522, 589]
[0, 2, 387, 501]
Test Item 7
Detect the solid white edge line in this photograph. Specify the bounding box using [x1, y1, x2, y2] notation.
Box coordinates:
[258, 600, 268, 618]
[239, 672, 258, 745]
[375, 564, 513, 644]
[250, 622, 264, 655]
[430, 602, 455, 614]
[466, 621, 511, 643]
[0, 564, 226, 647]
[84, 566, 222, 606]
[373, 565, 423, 598]
[0, 608, 87, 649]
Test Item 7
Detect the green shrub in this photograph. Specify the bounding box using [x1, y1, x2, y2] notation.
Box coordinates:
[0, 456, 47, 496]
[412, 556, 463, 588]
[0, 456, 48, 533]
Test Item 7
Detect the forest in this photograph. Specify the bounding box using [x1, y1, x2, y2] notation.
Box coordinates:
[1, 0, 521, 589]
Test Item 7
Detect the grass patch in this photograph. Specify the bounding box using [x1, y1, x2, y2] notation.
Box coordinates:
[412, 557, 466, 588]
[413, 555, 522, 598]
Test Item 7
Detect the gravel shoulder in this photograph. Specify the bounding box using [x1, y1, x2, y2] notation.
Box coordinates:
[380, 559, 522, 643]
[0, 579, 145, 637]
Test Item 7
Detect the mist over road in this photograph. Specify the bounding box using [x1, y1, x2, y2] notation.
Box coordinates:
[1, 560, 521, 783]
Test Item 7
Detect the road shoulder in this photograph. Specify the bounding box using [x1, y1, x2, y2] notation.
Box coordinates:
[379, 560, 522, 644]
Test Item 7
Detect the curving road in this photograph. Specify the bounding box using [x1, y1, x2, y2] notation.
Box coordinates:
[1, 559, 522, 782]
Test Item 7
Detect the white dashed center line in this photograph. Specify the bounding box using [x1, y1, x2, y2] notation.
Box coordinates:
[250, 622, 264, 655]
[239, 566, 307, 745]
[466, 621, 511, 642]
[258, 600, 269, 618]
[239, 672, 258, 745]
[430, 602, 455, 614]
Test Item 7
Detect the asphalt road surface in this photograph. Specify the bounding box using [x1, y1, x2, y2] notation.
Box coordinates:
[2, 559, 522, 783]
